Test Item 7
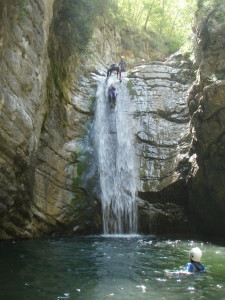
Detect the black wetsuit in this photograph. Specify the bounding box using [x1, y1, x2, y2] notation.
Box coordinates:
[107, 64, 120, 77]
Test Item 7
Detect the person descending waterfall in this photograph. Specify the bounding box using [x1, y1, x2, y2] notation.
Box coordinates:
[94, 75, 137, 234]
[107, 63, 120, 79]
[185, 247, 205, 272]
[108, 83, 117, 108]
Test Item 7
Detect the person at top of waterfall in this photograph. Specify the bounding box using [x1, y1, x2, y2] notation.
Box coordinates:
[185, 247, 205, 272]
[119, 56, 126, 72]
[108, 83, 116, 107]
[107, 63, 120, 78]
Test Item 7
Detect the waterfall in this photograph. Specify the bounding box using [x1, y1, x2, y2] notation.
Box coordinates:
[94, 76, 137, 234]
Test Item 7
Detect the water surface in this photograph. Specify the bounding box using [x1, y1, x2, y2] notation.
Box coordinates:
[1, 235, 225, 300]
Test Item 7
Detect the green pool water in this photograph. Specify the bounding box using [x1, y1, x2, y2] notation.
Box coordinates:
[0, 235, 225, 300]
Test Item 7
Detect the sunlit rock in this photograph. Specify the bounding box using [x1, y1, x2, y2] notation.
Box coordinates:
[125, 58, 195, 233]
[129, 60, 194, 192]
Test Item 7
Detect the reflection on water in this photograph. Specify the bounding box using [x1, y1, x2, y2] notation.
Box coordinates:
[0, 235, 225, 300]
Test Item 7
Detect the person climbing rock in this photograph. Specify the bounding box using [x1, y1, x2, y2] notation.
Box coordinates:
[107, 63, 120, 78]
[108, 83, 117, 108]
[185, 247, 205, 272]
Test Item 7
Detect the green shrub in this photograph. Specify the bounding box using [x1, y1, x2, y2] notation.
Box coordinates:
[55, 0, 118, 57]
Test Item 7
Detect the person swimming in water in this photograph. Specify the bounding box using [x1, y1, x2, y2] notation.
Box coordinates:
[185, 247, 205, 272]
[165, 246, 205, 276]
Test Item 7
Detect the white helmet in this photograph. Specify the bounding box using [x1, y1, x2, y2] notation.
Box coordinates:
[189, 247, 202, 262]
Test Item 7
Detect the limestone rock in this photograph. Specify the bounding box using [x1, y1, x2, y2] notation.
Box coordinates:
[128, 60, 194, 193]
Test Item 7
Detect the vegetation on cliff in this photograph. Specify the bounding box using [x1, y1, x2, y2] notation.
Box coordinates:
[53, 0, 198, 62]
[53, 0, 117, 58]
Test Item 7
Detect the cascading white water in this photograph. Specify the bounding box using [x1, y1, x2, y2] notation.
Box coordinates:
[94, 75, 137, 234]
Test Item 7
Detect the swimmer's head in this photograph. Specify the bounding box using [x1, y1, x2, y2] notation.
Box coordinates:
[189, 247, 202, 262]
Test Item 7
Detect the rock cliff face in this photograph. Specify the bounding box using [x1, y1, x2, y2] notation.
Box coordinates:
[0, 0, 224, 239]
[0, 0, 141, 239]
[0, 0, 57, 238]
[127, 57, 195, 234]
[0, 0, 99, 239]
[187, 5, 225, 235]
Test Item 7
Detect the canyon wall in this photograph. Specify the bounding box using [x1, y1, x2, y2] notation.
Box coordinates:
[127, 56, 195, 234]
[0, 0, 100, 238]
[0, 0, 225, 239]
[0, 0, 59, 238]
[0, 0, 144, 239]
[187, 5, 225, 235]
